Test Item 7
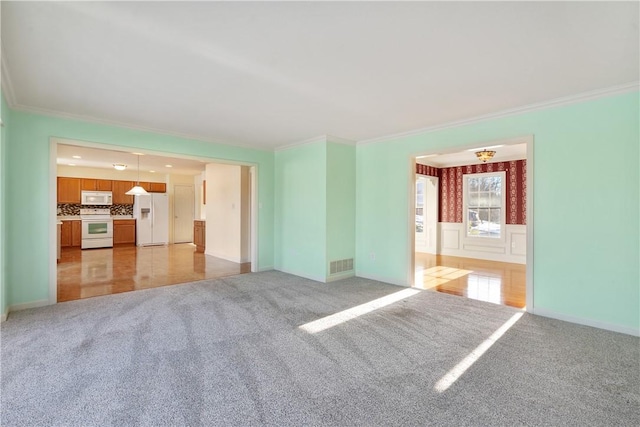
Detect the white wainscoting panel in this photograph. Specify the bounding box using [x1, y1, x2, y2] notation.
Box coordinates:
[438, 223, 526, 264]
[442, 229, 460, 250]
[510, 232, 527, 256]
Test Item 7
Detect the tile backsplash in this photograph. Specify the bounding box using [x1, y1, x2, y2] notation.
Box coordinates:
[57, 204, 133, 216]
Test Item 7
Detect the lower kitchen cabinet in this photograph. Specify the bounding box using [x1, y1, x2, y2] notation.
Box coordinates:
[61, 220, 82, 248]
[194, 220, 205, 253]
[114, 220, 136, 245]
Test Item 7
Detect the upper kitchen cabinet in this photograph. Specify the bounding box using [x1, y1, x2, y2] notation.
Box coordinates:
[149, 182, 166, 193]
[81, 179, 112, 191]
[57, 177, 81, 204]
[112, 180, 135, 205]
[139, 182, 166, 193]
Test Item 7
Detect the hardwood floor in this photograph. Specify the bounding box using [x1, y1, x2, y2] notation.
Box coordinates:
[57, 244, 251, 302]
[415, 253, 526, 308]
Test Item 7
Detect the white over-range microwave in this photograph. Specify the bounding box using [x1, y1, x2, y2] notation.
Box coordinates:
[81, 191, 113, 206]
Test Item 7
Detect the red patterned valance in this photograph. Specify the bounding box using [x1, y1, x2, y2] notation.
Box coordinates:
[416, 163, 439, 177]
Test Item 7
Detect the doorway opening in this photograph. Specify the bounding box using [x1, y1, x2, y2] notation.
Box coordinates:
[50, 138, 258, 303]
[410, 136, 533, 310]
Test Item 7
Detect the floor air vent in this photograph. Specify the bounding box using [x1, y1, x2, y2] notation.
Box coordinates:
[330, 258, 354, 275]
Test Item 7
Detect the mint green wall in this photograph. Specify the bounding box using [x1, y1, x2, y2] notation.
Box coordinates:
[274, 141, 327, 281]
[5, 111, 274, 307]
[356, 92, 640, 331]
[0, 93, 8, 316]
[326, 142, 356, 273]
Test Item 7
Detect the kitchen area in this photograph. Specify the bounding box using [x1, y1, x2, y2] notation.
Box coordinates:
[56, 177, 168, 254]
[54, 142, 251, 303]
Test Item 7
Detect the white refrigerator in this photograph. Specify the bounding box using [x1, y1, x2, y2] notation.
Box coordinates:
[133, 193, 169, 246]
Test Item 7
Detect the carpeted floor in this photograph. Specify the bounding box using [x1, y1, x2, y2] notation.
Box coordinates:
[1, 271, 638, 426]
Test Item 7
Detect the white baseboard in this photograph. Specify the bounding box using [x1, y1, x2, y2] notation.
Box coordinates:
[205, 251, 243, 264]
[257, 265, 274, 272]
[1, 310, 7, 322]
[274, 267, 326, 283]
[8, 299, 51, 313]
[326, 271, 355, 282]
[355, 273, 409, 288]
[533, 307, 639, 337]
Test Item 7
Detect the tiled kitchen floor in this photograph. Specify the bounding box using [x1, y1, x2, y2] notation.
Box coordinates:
[57, 244, 251, 302]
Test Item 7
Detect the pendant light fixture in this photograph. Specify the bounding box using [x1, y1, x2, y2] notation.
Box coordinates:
[125, 154, 149, 196]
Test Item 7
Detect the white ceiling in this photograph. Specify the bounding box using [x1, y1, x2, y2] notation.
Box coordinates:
[56, 142, 206, 176]
[417, 142, 527, 168]
[2, 2, 638, 150]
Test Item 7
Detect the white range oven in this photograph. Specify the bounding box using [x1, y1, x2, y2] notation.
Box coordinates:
[80, 208, 113, 249]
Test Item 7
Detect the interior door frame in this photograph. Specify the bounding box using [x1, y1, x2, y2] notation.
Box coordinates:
[414, 174, 439, 254]
[49, 137, 261, 303]
[408, 135, 535, 312]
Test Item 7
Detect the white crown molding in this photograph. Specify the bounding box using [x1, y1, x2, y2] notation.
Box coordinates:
[1, 47, 17, 108]
[357, 81, 640, 146]
[275, 135, 327, 152]
[9, 102, 272, 152]
[275, 134, 356, 152]
[326, 134, 356, 146]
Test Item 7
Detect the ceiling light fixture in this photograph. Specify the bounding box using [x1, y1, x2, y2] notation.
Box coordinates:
[125, 155, 149, 196]
[113, 163, 127, 171]
[475, 149, 496, 163]
[72, 155, 81, 159]
[165, 164, 173, 168]
[68, 163, 76, 166]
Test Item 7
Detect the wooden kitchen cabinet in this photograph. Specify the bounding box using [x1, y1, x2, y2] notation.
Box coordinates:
[81, 179, 112, 191]
[139, 182, 166, 193]
[112, 180, 135, 205]
[57, 177, 81, 204]
[113, 220, 136, 245]
[72, 220, 82, 247]
[194, 220, 205, 253]
[60, 221, 72, 247]
[149, 182, 166, 193]
[61, 220, 82, 247]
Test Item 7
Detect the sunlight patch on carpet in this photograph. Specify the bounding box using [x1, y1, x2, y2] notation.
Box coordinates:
[434, 311, 524, 392]
[298, 288, 421, 334]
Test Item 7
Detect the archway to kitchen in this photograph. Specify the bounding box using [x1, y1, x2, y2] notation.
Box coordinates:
[410, 135, 534, 311]
[50, 138, 258, 303]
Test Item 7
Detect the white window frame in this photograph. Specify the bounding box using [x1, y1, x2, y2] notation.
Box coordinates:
[463, 171, 506, 242]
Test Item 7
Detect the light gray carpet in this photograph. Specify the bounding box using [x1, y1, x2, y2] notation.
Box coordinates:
[1, 271, 638, 426]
